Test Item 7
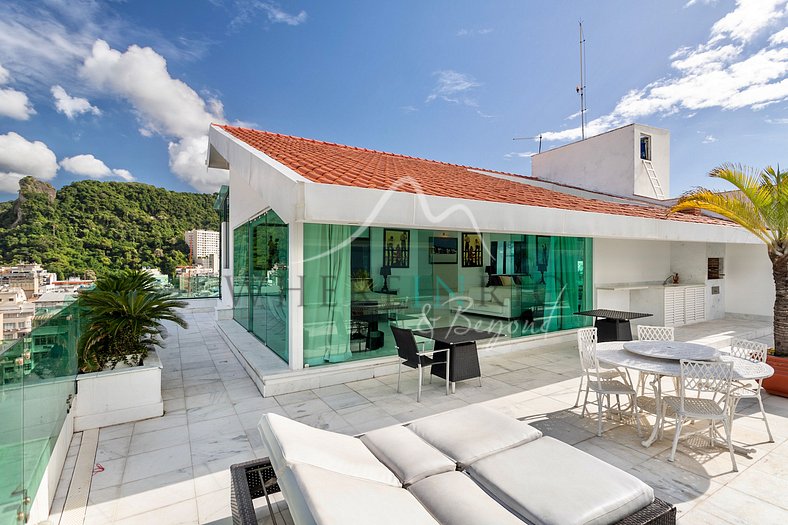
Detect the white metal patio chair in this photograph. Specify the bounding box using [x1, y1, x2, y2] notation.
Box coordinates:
[573, 347, 627, 407]
[661, 359, 737, 471]
[727, 338, 773, 442]
[636, 325, 675, 395]
[577, 328, 641, 437]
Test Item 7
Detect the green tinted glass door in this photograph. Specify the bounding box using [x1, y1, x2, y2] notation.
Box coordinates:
[250, 214, 268, 353]
[233, 223, 250, 329]
[264, 212, 288, 361]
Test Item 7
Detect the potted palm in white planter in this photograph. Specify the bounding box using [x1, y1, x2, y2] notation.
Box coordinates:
[73, 270, 188, 430]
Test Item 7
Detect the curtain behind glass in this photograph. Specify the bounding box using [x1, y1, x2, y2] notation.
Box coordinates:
[544, 236, 586, 331]
[303, 224, 352, 365]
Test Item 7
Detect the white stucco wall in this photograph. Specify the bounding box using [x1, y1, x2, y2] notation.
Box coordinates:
[532, 124, 670, 199]
[593, 238, 671, 311]
[725, 243, 774, 318]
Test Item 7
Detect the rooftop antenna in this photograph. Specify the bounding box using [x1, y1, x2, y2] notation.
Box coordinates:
[512, 134, 543, 153]
[576, 20, 587, 140]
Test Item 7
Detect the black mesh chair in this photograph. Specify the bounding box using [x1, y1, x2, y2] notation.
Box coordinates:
[391, 325, 449, 402]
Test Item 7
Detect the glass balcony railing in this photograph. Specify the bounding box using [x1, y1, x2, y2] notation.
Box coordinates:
[0, 301, 81, 525]
[159, 275, 221, 299]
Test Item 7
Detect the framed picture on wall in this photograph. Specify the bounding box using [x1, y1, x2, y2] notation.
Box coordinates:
[429, 236, 458, 264]
[536, 236, 550, 271]
[462, 233, 483, 267]
[536, 235, 550, 283]
[383, 229, 410, 268]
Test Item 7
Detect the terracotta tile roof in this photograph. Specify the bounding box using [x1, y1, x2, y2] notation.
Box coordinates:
[218, 125, 732, 227]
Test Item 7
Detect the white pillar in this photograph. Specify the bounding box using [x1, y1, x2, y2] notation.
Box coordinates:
[287, 220, 304, 370]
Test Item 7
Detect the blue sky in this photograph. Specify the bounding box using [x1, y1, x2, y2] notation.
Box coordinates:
[0, 0, 786, 202]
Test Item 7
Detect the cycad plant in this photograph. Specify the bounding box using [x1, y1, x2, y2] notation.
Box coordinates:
[78, 270, 188, 371]
[670, 164, 787, 356]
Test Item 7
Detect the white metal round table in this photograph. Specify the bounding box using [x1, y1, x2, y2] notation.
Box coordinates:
[623, 340, 720, 361]
[596, 341, 774, 448]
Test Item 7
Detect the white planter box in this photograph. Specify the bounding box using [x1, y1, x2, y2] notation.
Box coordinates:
[73, 350, 163, 431]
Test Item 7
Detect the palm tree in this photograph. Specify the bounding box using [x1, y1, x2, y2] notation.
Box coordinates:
[670, 164, 787, 356]
[78, 270, 188, 371]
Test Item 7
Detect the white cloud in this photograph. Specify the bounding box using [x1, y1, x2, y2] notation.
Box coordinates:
[766, 116, 788, 123]
[426, 70, 481, 107]
[60, 154, 133, 182]
[228, 1, 307, 29]
[112, 168, 134, 182]
[168, 136, 226, 192]
[504, 151, 536, 159]
[770, 27, 788, 45]
[400, 105, 418, 113]
[0, 2, 204, 87]
[685, 0, 719, 7]
[81, 40, 222, 139]
[0, 63, 35, 120]
[702, 134, 718, 143]
[710, 0, 786, 43]
[0, 132, 58, 192]
[80, 40, 228, 191]
[0, 3, 96, 86]
[51, 85, 100, 119]
[541, 0, 788, 143]
[457, 28, 493, 37]
[260, 3, 307, 25]
[0, 87, 35, 120]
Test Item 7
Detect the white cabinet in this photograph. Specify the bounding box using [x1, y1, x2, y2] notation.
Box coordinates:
[664, 285, 705, 327]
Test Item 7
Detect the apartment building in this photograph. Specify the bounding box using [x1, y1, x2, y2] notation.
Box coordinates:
[184, 229, 220, 274]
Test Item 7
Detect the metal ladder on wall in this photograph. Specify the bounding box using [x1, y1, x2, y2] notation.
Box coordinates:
[642, 159, 665, 199]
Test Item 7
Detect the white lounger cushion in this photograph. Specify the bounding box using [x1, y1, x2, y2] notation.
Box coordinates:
[291, 463, 440, 525]
[277, 467, 317, 525]
[259, 413, 400, 487]
[409, 471, 527, 525]
[407, 404, 542, 468]
[467, 437, 654, 525]
[360, 425, 456, 486]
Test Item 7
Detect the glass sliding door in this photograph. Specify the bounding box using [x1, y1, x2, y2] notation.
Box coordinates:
[300, 223, 593, 367]
[264, 212, 288, 360]
[250, 214, 268, 349]
[232, 222, 250, 329]
[303, 223, 352, 366]
[232, 210, 288, 363]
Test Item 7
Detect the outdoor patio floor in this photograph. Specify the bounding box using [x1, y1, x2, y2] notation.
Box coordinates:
[49, 312, 788, 525]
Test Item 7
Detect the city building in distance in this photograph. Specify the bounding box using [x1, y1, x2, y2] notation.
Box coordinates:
[184, 229, 220, 275]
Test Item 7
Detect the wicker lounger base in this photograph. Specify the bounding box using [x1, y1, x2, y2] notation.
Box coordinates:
[230, 458, 281, 525]
[229, 457, 676, 525]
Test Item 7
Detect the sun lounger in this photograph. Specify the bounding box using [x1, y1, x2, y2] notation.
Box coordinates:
[231, 404, 675, 525]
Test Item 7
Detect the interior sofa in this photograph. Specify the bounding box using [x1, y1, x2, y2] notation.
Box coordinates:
[451, 283, 523, 319]
[231, 405, 675, 525]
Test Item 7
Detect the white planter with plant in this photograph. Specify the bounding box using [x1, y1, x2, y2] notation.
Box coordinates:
[73, 270, 187, 430]
[74, 350, 164, 431]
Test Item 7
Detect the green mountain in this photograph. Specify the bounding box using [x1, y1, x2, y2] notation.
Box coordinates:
[0, 177, 220, 279]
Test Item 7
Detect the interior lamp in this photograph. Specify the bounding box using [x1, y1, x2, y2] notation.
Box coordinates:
[380, 265, 392, 292]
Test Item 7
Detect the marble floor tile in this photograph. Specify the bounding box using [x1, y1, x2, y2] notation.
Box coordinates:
[115, 467, 195, 521]
[232, 395, 280, 415]
[122, 444, 192, 484]
[90, 457, 126, 491]
[129, 425, 189, 455]
[95, 436, 132, 463]
[56, 313, 788, 525]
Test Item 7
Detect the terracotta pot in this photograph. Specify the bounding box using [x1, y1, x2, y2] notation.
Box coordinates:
[763, 355, 788, 398]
